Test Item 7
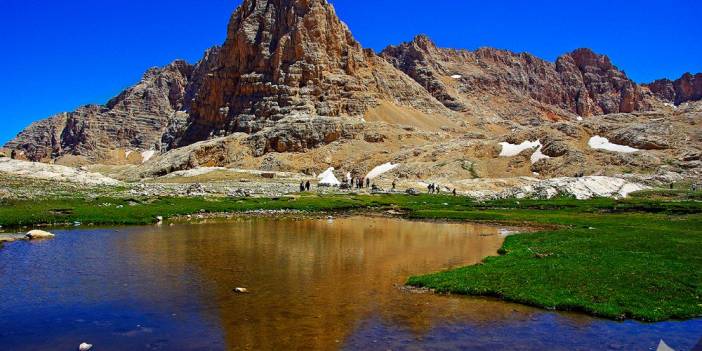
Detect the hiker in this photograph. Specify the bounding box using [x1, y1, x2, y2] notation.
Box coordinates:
[300, 182, 305, 192]
[392, 180, 397, 190]
[305, 180, 311, 191]
[453, 188, 457, 196]
[427, 183, 433, 194]
[366, 178, 370, 188]
[436, 184, 441, 194]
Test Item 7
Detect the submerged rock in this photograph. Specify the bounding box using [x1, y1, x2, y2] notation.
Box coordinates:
[25, 230, 55, 240]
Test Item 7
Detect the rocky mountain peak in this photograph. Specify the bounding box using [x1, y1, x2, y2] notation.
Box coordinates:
[564, 48, 615, 72]
[224, 0, 361, 70]
[174, 0, 445, 146]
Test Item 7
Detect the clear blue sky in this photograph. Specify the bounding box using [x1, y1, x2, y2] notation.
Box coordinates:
[2, 0, 700, 145]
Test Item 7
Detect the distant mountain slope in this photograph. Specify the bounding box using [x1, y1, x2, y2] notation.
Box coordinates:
[380, 35, 660, 118]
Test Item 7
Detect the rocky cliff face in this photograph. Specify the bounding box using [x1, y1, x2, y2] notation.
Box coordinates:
[646, 72, 702, 105]
[5, 61, 197, 162]
[381, 36, 654, 117]
[173, 0, 445, 147]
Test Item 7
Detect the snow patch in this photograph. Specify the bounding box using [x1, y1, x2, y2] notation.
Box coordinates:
[366, 163, 400, 180]
[499, 140, 541, 157]
[588, 136, 639, 153]
[450, 74, 463, 79]
[163, 167, 225, 178]
[530, 147, 550, 164]
[141, 150, 156, 163]
[500, 141, 549, 164]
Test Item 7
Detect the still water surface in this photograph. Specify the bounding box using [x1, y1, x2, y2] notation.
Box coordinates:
[0, 217, 700, 350]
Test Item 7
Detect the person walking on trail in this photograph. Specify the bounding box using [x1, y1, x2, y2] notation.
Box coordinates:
[300, 182, 305, 192]
[436, 184, 441, 194]
[427, 183, 433, 194]
[392, 180, 397, 191]
[453, 188, 457, 196]
[366, 178, 370, 189]
[305, 180, 311, 191]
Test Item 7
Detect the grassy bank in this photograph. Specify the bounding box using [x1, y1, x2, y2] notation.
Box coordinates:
[1, 192, 701, 321]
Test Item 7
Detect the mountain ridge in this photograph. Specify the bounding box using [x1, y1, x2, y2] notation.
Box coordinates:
[4, 0, 701, 177]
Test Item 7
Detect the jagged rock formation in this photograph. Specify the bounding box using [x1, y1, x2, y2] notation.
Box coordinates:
[5, 61, 198, 162]
[173, 0, 446, 147]
[381, 35, 653, 117]
[646, 72, 702, 105]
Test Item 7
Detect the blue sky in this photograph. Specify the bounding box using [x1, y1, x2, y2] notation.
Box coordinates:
[2, 0, 700, 145]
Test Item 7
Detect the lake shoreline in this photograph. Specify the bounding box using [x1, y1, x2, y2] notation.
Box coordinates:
[1, 191, 700, 323]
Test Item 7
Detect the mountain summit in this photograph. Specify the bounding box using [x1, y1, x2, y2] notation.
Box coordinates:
[174, 0, 446, 146]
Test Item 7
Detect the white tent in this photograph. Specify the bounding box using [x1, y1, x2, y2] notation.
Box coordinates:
[318, 167, 341, 186]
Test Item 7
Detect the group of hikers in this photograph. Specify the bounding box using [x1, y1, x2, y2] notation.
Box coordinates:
[428, 183, 458, 196]
[349, 177, 371, 189]
[299, 176, 458, 196]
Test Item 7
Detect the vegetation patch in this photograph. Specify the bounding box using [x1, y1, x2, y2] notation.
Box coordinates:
[0, 190, 700, 322]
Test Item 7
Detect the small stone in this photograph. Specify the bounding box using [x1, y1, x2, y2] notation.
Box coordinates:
[234, 287, 249, 294]
[78, 342, 93, 351]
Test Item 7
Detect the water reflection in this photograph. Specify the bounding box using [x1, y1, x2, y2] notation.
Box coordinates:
[121, 217, 507, 350]
[0, 217, 699, 350]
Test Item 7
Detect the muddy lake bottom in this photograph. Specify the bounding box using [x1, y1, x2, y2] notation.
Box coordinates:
[0, 217, 700, 350]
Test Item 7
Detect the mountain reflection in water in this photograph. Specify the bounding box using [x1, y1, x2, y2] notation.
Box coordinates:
[0, 217, 699, 350]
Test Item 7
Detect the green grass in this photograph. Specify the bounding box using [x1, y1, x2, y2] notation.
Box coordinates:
[0, 190, 701, 322]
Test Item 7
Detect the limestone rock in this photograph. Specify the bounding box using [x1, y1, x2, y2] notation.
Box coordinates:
[26, 230, 55, 240]
[381, 36, 654, 118]
[5, 61, 198, 163]
[247, 116, 363, 157]
[647, 72, 702, 105]
[498, 176, 648, 200]
[173, 0, 447, 147]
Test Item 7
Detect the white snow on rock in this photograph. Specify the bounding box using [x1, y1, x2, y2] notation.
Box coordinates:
[0, 158, 122, 186]
[499, 140, 541, 157]
[499, 141, 549, 164]
[163, 167, 225, 178]
[318, 167, 341, 186]
[588, 136, 639, 153]
[366, 163, 400, 180]
[141, 150, 156, 163]
[576, 116, 583, 121]
[530, 147, 550, 164]
[499, 176, 648, 200]
[451, 74, 463, 79]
